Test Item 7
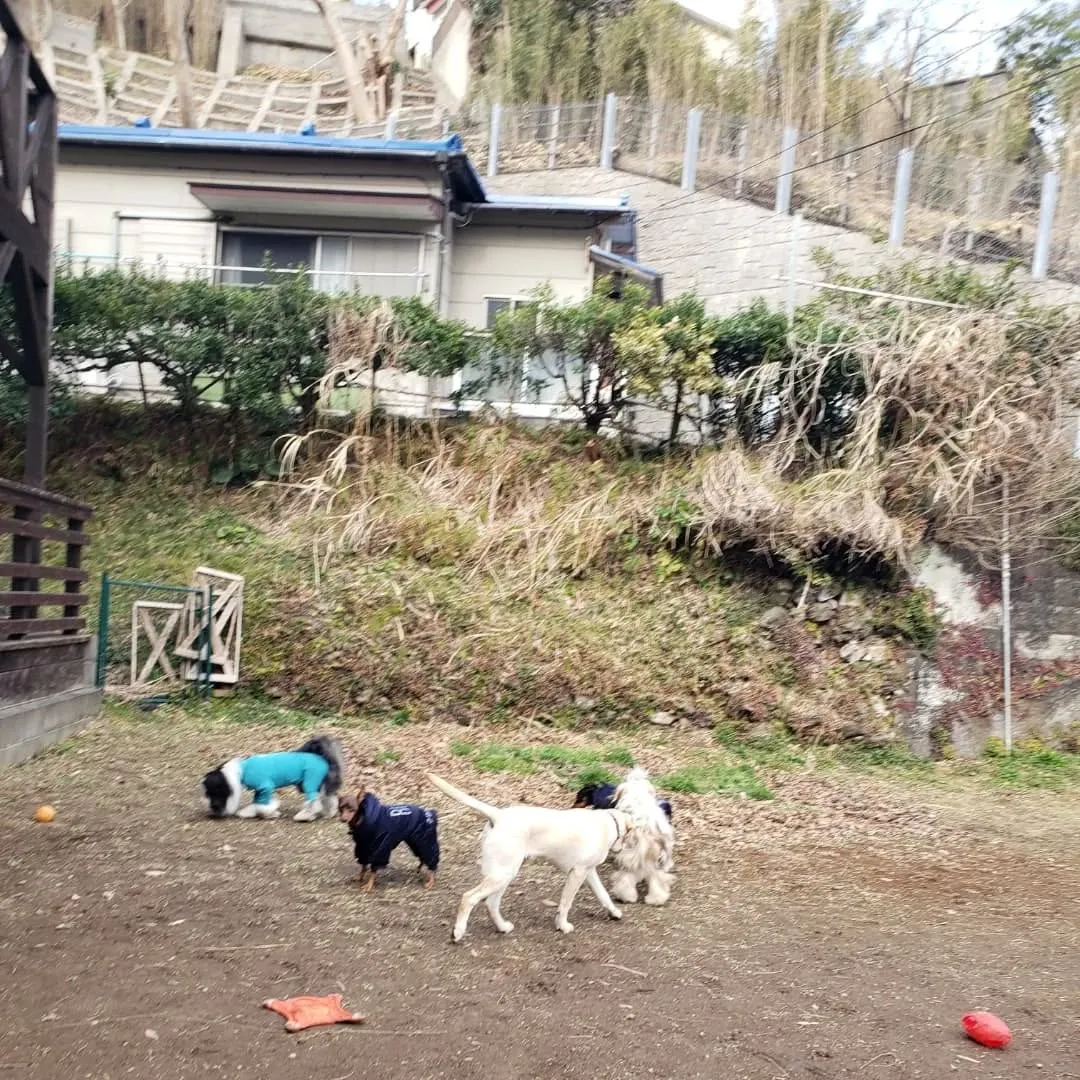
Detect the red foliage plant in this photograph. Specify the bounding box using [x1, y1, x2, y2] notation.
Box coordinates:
[935, 626, 1080, 727]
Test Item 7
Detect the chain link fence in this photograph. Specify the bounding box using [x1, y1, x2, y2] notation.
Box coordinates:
[447, 94, 1079, 282]
[94, 575, 215, 704]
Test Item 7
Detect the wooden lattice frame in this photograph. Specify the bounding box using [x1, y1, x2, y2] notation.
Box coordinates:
[174, 566, 244, 685]
[129, 600, 184, 686]
[0, 0, 57, 488]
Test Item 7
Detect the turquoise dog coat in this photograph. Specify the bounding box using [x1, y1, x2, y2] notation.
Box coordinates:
[240, 751, 330, 805]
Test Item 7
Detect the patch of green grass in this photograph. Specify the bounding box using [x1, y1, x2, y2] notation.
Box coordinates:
[980, 738, 1080, 790]
[712, 723, 807, 769]
[573, 763, 620, 786]
[445, 740, 634, 788]
[375, 748, 401, 765]
[472, 743, 538, 774]
[657, 759, 773, 800]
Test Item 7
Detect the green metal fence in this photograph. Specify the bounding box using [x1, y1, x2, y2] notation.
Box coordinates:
[95, 573, 215, 703]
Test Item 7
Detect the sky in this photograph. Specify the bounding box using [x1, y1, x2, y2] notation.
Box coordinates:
[677, 0, 1040, 78]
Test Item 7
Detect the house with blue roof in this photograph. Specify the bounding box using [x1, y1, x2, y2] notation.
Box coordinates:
[54, 123, 661, 420]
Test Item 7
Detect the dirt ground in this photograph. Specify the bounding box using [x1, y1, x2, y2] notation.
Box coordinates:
[2, 715, 1079, 1080]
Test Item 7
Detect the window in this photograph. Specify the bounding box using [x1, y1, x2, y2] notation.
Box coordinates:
[604, 214, 636, 259]
[217, 230, 423, 297]
[219, 233, 314, 287]
[458, 297, 566, 408]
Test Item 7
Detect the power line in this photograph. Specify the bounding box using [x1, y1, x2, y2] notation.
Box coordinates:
[635, 151, 896, 256]
[636, 21, 1013, 225]
[641, 57, 1080, 230]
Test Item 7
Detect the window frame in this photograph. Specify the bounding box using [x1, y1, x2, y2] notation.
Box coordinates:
[214, 224, 428, 297]
[452, 295, 580, 420]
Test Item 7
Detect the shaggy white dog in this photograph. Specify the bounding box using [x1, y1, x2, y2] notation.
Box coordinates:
[608, 767, 675, 906]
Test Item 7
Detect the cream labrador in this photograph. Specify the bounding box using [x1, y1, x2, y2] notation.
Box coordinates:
[426, 773, 632, 940]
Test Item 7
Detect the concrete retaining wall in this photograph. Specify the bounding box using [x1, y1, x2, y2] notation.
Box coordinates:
[0, 636, 102, 769]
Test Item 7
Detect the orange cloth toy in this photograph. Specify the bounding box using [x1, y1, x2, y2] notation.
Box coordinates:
[263, 994, 366, 1033]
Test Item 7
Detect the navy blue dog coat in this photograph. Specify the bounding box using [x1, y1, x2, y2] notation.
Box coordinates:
[574, 782, 673, 822]
[348, 792, 440, 871]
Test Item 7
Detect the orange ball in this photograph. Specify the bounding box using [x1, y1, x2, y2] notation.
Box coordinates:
[34, 805, 56, 823]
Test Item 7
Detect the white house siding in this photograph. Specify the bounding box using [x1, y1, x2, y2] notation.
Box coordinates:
[51, 160, 609, 417]
[431, 222, 596, 414]
[429, 0, 472, 108]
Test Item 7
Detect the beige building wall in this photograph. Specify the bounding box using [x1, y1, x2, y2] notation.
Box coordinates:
[55, 162, 440, 276]
[54, 159, 443, 398]
[448, 223, 593, 323]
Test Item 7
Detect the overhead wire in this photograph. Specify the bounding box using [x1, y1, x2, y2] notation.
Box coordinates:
[639, 57, 1080, 234]
[633, 20, 1012, 222]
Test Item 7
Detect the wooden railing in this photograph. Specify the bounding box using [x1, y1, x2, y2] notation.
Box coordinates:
[0, 478, 92, 644]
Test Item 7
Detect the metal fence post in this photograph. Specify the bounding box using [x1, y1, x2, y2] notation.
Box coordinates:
[786, 211, 802, 321]
[889, 147, 914, 248]
[600, 93, 618, 169]
[487, 103, 502, 178]
[681, 108, 702, 193]
[1031, 171, 1060, 281]
[95, 572, 110, 688]
[548, 104, 560, 170]
[734, 125, 748, 197]
[775, 126, 798, 214]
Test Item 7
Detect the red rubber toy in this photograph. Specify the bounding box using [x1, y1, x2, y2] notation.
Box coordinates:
[962, 1012, 1012, 1049]
[263, 994, 366, 1033]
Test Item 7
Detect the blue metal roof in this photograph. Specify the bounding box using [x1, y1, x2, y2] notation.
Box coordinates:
[480, 192, 630, 215]
[59, 122, 466, 156]
[57, 124, 628, 218]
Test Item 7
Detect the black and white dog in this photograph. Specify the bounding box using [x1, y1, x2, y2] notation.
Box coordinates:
[201, 735, 344, 821]
[573, 780, 673, 822]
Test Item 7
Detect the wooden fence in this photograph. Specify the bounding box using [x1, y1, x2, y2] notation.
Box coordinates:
[0, 478, 91, 643]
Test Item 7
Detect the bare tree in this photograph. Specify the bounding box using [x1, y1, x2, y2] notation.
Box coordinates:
[878, 3, 973, 147]
[108, 0, 129, 51]
[313, 0, 376, 124]
[165, 0, 196, 128]
[815, 0, 829, 154]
